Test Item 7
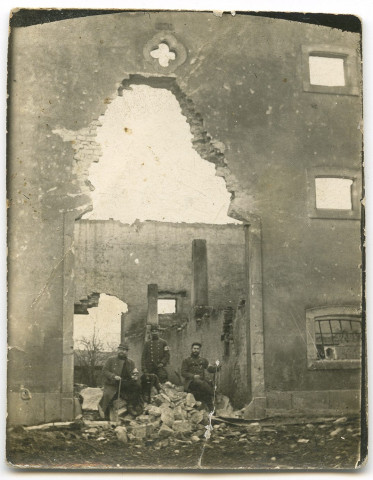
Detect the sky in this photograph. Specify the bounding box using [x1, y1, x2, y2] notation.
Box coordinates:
[85, 84, 236, 224]
[74, 294, 128, 351]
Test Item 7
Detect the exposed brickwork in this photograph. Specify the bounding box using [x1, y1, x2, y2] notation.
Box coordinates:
[53, 120, 103, 212]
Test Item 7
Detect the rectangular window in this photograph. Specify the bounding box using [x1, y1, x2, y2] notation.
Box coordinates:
[302, 45, 359, 96]
[309, 56, 345, 87]
[306, 306, 362, 369]
[158, 298, 176, 314]
[315, 177, 353, 210]
[306, 168, 361, 220]
[315, 318, 361, 360]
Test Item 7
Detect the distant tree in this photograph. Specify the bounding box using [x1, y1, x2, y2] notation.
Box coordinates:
[75, 328, 106, 387]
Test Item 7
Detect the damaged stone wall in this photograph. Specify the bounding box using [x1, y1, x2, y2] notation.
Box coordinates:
[74, 219, 247, 334]
[8, 11, 362, 424]
[162, 302, 250, 408]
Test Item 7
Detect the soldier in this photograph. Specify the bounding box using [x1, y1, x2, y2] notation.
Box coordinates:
[98, 342, 143, 418]
[141, 324, 170, 383]
[181, 342, 221, 411]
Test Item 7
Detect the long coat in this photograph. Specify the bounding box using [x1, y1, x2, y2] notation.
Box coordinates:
[181, 355, 214, 391]
[100, 355, 135, 413]
[141, 338, 170, 372]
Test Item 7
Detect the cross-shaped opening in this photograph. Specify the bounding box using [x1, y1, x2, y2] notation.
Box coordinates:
[150, 43, 176, 67]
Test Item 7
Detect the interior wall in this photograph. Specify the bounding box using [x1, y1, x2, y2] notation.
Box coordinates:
[74, 219, 247, 334]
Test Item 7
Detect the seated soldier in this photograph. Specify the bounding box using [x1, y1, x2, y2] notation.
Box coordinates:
[181, 342, 221, 411]
[99, 342, 143, 418]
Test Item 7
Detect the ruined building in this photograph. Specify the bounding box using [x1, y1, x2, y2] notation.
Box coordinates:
[8, 11, 363, 424]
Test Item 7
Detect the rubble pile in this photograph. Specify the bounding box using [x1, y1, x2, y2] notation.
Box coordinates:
[79, 381, 240, 446]
[113, 382, 213, 445]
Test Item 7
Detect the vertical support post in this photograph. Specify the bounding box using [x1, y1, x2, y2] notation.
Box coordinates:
[120, 313, 126, 344]
[243, 217, 266, 419]
[248, 219, 264, 399]
[61, 211, 76, 421]
[147, 283, 158, 326]
[191, 239, 208, 307]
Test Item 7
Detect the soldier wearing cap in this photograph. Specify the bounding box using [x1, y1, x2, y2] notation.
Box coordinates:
[141, 325, 170, 383]
[99, 342, 143, 418]
[181, 342, 221, 411]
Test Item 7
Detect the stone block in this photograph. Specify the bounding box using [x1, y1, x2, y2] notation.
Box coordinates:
[80, 387, 103, 411]
[131, 424, 147, 440]
[242, 397, 266, 420]
[172, 420, 192, 433]
[159, 424, 173, 438]
[146, 422, 156, 437]
[266, 391, 292, 410]
[185, 393, 196, 407]
[137, 414, 151, 423]
[189, 410, 204, 424]
[148, 419, 161, 428]
[154, 394, 171, 407]
[160, 407, 174, 427]
[45, 393, 61, 423]
[173, 405, 187, 420]
[163, 387, 181, 402]
[328, 390, 360, 413]
[7, 392, 45, 426]
[115, 426, 128, 443]
[292, 391, 329, 411]
[61, 397, 75, 421]
[62, 353, 74, 394]
[147, 405, 162, 417]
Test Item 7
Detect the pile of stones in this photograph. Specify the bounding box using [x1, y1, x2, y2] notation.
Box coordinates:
[113, 382, 212, 444]
[79, 381, 239, 445]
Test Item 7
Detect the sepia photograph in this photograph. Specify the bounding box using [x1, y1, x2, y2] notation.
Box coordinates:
[5, 2, 366, 472]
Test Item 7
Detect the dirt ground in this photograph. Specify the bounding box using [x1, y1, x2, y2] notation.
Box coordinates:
[6, 414, 363, 471]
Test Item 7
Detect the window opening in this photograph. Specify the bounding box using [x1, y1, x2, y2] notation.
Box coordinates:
[315, 177, 353, 210]
[158, 298, 176, 314]
[74, 294, 128, 386]
[315, 317, 361, 360]
[150, 43, 176, 67]
[301, 45, 359, 96]
[309, 56, 345, 87]
[74, 293, 127, 351]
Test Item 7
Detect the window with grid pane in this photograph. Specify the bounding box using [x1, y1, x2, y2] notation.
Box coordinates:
[315, 317, 361, 360]
[306, 306, 362, 370]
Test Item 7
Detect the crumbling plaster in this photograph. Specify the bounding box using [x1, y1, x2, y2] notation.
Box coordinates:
[7, 11, 362, 424]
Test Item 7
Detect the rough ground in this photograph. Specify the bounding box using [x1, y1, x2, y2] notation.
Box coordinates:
[7, 414, 362, 470]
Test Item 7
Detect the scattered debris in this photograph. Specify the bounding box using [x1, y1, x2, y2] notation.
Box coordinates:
[7, 382, 362, 469]
[79, 387, 103, 411]
[334, 417, 348, 424]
